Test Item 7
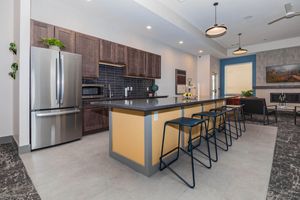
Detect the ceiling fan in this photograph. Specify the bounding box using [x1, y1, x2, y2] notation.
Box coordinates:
[268, 3, 300, 25]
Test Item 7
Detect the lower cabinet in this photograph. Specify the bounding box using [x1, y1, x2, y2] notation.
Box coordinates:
[83, 106, 109, 135]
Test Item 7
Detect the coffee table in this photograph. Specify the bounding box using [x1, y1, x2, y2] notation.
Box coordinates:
[276, 105, 299, 125]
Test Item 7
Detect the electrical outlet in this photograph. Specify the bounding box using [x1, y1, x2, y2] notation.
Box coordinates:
[154, 111, 158, 121]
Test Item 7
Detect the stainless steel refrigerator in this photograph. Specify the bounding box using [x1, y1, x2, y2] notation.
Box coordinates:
[30, 47, 82, 150]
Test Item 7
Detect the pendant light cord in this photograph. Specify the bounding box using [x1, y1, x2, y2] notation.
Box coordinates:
[214, 2, 218, 25]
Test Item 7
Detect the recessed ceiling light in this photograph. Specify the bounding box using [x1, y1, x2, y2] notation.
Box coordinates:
[86, 0, 92, 2]
[146, 26, 152, 30]
[179, 41, 184, 44]
[198, 50, 203, 53]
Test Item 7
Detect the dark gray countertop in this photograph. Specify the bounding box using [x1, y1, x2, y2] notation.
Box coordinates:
[90, 96, 234, 112]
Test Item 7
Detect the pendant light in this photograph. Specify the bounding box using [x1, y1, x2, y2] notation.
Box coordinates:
[233, 33, 248, 55]
[205, 2, 227, 38]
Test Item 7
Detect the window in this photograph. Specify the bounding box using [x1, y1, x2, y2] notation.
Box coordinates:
[224, 62, 252, 95]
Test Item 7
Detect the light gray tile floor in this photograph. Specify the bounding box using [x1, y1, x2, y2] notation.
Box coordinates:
[21, 123, 277, 200]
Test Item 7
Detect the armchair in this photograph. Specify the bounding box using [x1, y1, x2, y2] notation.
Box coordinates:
[240, 98, 278, 125]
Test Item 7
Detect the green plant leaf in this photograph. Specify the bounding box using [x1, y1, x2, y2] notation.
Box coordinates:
[41, 37, 65, 48]
[9, 42, 17, 55]
[11, 63, 18, 71]
[9, 72, 16, 79]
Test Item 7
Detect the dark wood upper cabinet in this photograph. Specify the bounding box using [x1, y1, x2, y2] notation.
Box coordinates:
[75, 33, 99, 78]
[30, 20, 161, 79]
[99, 39, 115, 64]
[54, 26, 75, 53]
[145, 53, 161, 79]
[100, 40, 127, 65]
[31, 20, 54, 48]
[125, 47, 146, 77]
[114, 44, 127, 65]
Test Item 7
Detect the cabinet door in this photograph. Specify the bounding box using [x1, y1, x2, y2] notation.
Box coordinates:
[75, 33, 99, 78]
[153, 54, 161, 79]
[145, 53, 161, 79]
[99, 39, 115, 64]
[54, 26, 75, 53]
[126, 47, 146, 77]
[83, 107, 109, 135]
[114, 44, 127, 65]
[31, 20, 54, 48]
[83, 108, 101, 134]
[100, 108, 109, 130]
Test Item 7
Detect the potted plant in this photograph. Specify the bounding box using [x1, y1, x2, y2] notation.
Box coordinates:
[241, 89, 254, 97]
[8, 42, 18, 80]
[41, 38, 64, 50]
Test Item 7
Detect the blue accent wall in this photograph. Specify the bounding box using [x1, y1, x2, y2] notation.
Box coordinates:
[220, 55, 256, 96]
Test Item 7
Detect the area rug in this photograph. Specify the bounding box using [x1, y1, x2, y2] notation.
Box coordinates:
[245, 114, 300, 199]
[0, 143, 40, 200]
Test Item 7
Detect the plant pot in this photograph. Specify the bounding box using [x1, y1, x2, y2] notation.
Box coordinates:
[49, 45, 60, 51]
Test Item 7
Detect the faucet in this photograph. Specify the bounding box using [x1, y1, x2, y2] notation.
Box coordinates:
[108, 84, 112, 98]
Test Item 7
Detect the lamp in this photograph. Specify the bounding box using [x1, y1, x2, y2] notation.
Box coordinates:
[205, 2, 227, 38]
[233, 33, 248, 55]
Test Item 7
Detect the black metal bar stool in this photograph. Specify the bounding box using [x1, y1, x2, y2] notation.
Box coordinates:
[192, 109, 229, 163]
[160, 117, 208, 188]
[216, 106, 241, 140]
[209, 106, 234, 147]
[226, 104, 246, 134]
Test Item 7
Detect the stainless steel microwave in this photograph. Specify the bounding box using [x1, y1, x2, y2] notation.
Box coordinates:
[82, 84, 105, 99]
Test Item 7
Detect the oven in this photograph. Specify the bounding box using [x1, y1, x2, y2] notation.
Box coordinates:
[82, 84, 105, 99]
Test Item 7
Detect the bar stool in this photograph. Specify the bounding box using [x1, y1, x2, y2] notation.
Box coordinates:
[160, 117, 209, 188]
[216, 106, 241, 140]
[192, 109, 229, 163]
[209, 106, 234, 147]
[226, 104, 246, 135]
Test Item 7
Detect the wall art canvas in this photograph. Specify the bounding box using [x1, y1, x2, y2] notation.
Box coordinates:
[266, 64, 300, 83]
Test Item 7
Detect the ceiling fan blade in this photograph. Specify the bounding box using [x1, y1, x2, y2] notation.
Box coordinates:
[293, 12, 300, 16]
[284, 3, 293, 14]
[268, 16, 286, 25]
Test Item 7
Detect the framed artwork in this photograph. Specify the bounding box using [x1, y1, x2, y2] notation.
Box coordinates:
[175, 69, 186, 94]
[266, 64, 300, 83]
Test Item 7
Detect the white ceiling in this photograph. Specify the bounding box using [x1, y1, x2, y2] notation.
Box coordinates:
[55, 0, 300, 57]
[157, 0, 300, 49]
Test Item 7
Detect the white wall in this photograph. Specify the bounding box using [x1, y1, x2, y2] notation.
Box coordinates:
[197, 55, 220, 97]
[31, 0, 197, 97]
[197, 55, 210, 96]
[13, 0, 31, 146]
[0, 0, 14, 138]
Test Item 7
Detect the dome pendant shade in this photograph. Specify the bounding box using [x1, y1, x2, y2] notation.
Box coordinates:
[233, 33, 248, 55]
[205, 2, 227, 37]
[205, 24, 227, 38]
[233, 47, 248, 55]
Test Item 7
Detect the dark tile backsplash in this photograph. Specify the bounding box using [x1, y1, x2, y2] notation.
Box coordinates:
[83, 65, 154, 98]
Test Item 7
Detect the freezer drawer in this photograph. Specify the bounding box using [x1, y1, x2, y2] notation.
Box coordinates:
[31, 108, 82, 150]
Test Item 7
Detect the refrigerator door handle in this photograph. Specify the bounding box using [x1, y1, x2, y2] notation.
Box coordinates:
[60, 55, 65, 105]
[36, 108, 80, 117]
[56, 58, 59, 104]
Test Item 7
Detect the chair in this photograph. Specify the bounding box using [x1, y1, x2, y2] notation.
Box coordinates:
[295, 106, 300, 125]
[240, 98, 278, 125]
[160, 117, 209, 188]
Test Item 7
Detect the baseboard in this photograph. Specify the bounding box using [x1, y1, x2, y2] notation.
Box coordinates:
[18, 145, 31, 154]
[0, 135, 31, 154]
[0, 135, 13, 144]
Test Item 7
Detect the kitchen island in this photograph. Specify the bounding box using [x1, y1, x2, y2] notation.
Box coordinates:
[91, 96, 232, 176]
